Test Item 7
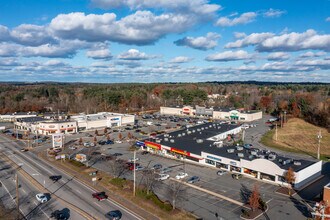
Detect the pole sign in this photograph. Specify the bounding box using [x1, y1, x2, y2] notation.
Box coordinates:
[52, 133, 64, 149]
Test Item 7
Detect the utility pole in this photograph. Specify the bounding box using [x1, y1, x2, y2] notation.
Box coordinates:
[275, 123, 278, 141]
[242, 128, 245, 142]
[317, 130, 322, 160]
[16, 173, 19, 220]
[280, 112, 283, 128]
[133, 150, 136, 196]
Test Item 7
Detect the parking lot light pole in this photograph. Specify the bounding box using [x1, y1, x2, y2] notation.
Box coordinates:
[133, 150, 136, 196]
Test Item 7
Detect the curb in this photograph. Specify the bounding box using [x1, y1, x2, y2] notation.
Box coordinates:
[240, 206, 269, 220]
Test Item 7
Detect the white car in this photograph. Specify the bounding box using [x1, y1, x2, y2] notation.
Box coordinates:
[69, 146, 77, 150]
[155, 174, 170, 181]
[128, 158, 139, 162]
[115, 140, 123, 144]
[217, 170, 227, 176]
[175, 172, 188, 180]
[36, 193, 48, 203]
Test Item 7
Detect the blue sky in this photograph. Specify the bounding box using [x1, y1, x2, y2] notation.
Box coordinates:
[0, 0, 329, 82]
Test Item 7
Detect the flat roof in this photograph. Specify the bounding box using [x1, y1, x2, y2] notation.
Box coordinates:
[17, 117, 47, 123]
[149, 122, 316, 172]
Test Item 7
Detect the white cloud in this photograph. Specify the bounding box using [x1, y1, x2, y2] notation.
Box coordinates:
[216, 12, 257, 27]
[326, 17, 330, 22]
[44, 59, 67, 66]
[234, 32, 246, 39]
[10, 24, 55, 46]
[267, 52, 290, 61]
[174, 32, 220, 50]
[91, 0, 221, 17]
[225, 29, 330, 52]
[0, 25, 10, 41]
[299, 51, 326, 58]
[86, 47, 112, 60]
[263, 9, 286, 18]
[50, 11, 196, 45]
[118, 49, 155, 60]
[206, 50, 252, 62]
[170, 56, 192, 63]
[225, 32, 274, 48]
[0, 58, 20, 66]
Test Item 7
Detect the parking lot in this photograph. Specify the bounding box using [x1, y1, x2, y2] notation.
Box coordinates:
[10, 114, 313, 220]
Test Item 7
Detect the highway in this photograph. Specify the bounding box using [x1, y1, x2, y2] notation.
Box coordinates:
[0, 135, 143, 220]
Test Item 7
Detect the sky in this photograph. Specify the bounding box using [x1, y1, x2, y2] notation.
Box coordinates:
[0, 0, 329, 83]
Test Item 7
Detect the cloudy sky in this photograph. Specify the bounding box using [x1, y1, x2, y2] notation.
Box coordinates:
[0, 0, 329, 83]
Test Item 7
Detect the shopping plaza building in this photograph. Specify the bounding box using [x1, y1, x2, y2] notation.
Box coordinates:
[138, 122, 322, 188]
[160, 105, 262, 121]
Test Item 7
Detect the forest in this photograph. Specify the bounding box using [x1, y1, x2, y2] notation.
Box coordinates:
[0, 81, 329, 130]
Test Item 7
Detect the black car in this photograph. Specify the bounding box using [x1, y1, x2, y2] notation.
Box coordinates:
[49, 175, 62, 182]
[98, 141, 106, 145]
[112, 153, 123, 157]
[51, 210, 68, 220]
[105, 210, 122, 220]
[141, 151, 149, 155]
[187, 176, 200, 184]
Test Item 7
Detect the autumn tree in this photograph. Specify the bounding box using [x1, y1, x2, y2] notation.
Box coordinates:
[93, 136, 97, 145]
[167, 181, 186, 210]
[95, 129, 99, 136]
[103, 127, 107, 134]
[127, 132, 132, 140]
[106, 134, 111, 141]
[248, 185, 260, 212]
[285, 167, 296, 196]
[259, 96, 272, 113]
[79, 137, 83, 145]
[118, 133, 122, 140]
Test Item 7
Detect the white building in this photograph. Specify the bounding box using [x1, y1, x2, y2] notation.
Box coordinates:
[160, 106, 262, 122]
[38, 121, 78, 135]
[139, 122, 321, 188]
[71, 112, 135, 130]
[1, 112, 37, 122]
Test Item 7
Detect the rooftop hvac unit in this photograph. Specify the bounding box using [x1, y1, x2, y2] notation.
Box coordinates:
[209, 125, 212, 128]
[236, 146, 243, 151]
[178, 134, 182, 137]
[201, 127, 204, 130]
[197, 129, 201, 132]
[156, 139, 161, 143]
[164, 138, 169, 141]
[196, 139, 203, 143]
[205, 127, 208, 129]
[192, 130, 196, 133]
[278, 159, 282, 163]
[259, 155, 265, 159]
[187, 131, 191, 134]
[170, 139, 175, 143]
[182, 133, 186, 136]
[248, 155, 254, 160]
[294, 161, 301, 166]
[227, 148, 235, 153]
[237, 153, 244, 158]
[199, 132, 202, 134]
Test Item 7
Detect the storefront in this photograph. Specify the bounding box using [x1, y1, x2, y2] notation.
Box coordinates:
[144, 141, 161, 154]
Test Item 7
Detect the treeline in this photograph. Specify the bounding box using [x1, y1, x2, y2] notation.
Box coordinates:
[0, 82, 329, 130]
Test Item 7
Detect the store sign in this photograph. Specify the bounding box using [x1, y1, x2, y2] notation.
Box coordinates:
[52, 133, 63, 148]
[135, 141, 145, 147]
[110, 117, 120, 121]
[183, 108, 190, 112]
[170, 147, 190, 156]
[207, 155, 222, 161]
[49, 125, 55, 128]
[145, 141, 161, 150]
[230, 161, 237, 166]
[230, 110, 239, 116]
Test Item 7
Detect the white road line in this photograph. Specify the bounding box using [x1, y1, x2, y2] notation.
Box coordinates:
[76, 189, 82, 194]
[21, 188, 26, 194]
[9, 154, 40, 175]
[93, 202, 102, 208]
[38, 206, 50, 219]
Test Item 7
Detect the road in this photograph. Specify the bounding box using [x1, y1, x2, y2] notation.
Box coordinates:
[0, 134, 143, 220]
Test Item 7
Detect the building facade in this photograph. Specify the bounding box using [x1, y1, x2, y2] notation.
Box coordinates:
[160, 106, 262, 122]
[38, 121, 78, 135]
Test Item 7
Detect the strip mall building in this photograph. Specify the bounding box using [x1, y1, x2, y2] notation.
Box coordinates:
[160, 106, 262, 122]
[138, 122, 321, 188]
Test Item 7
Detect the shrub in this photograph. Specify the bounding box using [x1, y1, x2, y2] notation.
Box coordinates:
[136, 189, 172, 211]
[109, 178, 126, 189]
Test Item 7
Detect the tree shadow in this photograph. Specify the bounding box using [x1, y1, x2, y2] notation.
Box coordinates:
[289, 196, 312, 218]
[240, 184, 252, 204]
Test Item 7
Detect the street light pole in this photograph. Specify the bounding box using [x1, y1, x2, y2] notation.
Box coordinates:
[16, 173, 19, 220]
[133, 150, 136, 196]
[317, 130, 322, 160]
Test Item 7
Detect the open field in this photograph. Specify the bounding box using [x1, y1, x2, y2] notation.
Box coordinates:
[261, 118, 330, 158]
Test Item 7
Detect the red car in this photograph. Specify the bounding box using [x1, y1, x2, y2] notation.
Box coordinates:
[92, 192, 108, 201]
[128, 163, 140, 170]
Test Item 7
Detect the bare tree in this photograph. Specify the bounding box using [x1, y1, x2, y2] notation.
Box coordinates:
[140, 169, 158, 195]
[95, 129, 99, 136]
[167, 181, 186, 210]
[106, 134, 111, 141]
[78, 137, 83, 145]
[103, 127, 108, 134]
[248, 185, 260, 212]
[108, 159, 128, 178]
[285, 167, 296, 196]
[93, 136, 97, 145]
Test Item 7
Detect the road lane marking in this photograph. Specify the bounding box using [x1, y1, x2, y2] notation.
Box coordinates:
[76, 189, 82, 194]
[9, 154, 40, 175]
[21, 188, 26, 194]
[93, 202, 102, 208]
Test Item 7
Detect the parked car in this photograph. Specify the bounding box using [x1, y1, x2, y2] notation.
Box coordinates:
[175, 172, 188, 179]
[20, 148, 29, 152]
[92, 192, 108, 201]
[232, 173, 243, 179]
[53, 148, 62, 153]
[128, 158, 139, 162]
[50, 210, 68, 220]
[135, 129, 141, 133]
[160, 167, 172, 174]
[112, 153, 122, 157]
[105, 210, 122, 220]
[106, 140, 114, 145]
[98, 140, 106, 145]
[153, 164, 162, 170]
[187, 176, 200, 183]
[135, 165, 144, 171]
[49, 175, 62, 182]
[69, 146, 77, 150]
[217, 170, 227, 176]
[83, 142, 90, 147]
[141, 151, 149, 155]
[36, 193, 49, 203]
[155, 174, 170, 181]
